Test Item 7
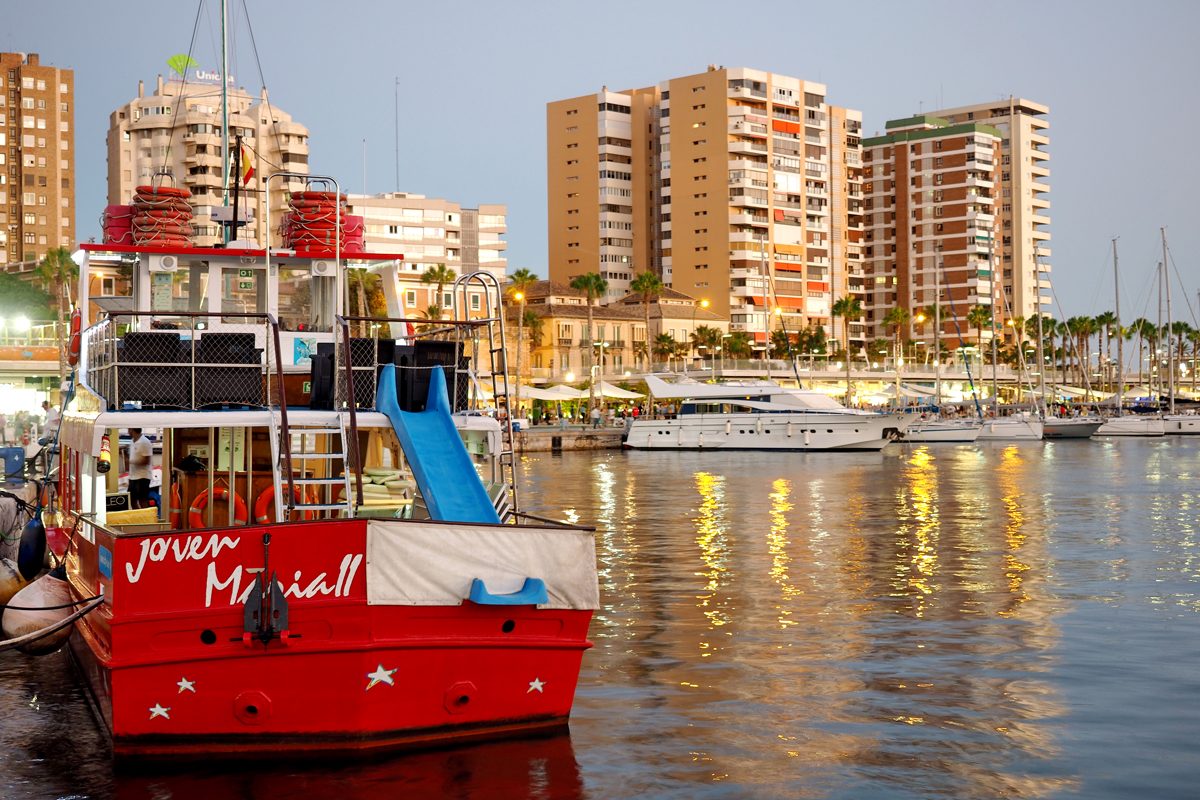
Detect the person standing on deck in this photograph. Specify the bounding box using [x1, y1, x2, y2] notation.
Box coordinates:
[128, 428, 153, 510]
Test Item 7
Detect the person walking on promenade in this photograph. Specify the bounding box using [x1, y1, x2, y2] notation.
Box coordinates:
[590, 406, 601, 429]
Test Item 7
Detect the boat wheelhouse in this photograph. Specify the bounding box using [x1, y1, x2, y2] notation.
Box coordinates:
[37, 177, 599, 758]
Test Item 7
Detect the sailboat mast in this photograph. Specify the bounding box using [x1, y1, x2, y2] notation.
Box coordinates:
[220, 0, 230, 214]
[934, 258, 941, 406]
[990, 228, 998, 408]
[1164, 228, 1174, 414]
[1035, 245, 1045, 415]
[1114, 238, 1123, 417]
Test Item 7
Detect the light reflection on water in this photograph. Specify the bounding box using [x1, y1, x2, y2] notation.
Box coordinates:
[2, 439, 1199, 799]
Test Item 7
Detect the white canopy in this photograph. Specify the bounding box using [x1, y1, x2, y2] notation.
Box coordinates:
[596, 382, 644, 399]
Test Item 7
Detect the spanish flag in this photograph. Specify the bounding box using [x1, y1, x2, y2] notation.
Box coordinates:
[241, 149, 254, 186]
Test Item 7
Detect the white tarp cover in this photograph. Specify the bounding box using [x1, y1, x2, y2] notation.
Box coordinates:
[365, 520, 600, 610]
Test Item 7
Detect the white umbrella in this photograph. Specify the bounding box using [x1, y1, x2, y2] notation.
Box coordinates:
[596, 382, 644, 399]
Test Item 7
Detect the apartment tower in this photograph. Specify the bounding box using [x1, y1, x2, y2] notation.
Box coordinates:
[861, 117, 1003, 351]
[548, 67, 865, 352]
[0, 52, 75, 270]
[928, 98, 1051, 329]
[108, 72, 309, 247]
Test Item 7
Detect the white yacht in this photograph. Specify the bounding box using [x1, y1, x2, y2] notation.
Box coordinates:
[625, 376, 916, 452]
[1043, 416, 1105, 439]
[901, 419, 983, 443]
[1096, 416, 1166, 437]
[976, 415, 1045, 440]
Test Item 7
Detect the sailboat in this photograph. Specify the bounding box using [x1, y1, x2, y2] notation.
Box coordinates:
[1097, 237, 1164, 436]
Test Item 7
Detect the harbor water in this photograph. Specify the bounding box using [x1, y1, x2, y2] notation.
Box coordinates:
[2, 438, 1199, 798]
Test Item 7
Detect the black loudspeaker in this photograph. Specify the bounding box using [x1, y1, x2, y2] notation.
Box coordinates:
[309, 351, 335, 410]
[394, 341, 465, 412]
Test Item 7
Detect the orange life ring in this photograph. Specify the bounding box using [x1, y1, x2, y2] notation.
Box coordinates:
[170, 483, 183, 529]
[253, 485, 314, 523]
[135, 184, 192, 199]
[188, 486, 248, 528]
[67, 307, 82, 367]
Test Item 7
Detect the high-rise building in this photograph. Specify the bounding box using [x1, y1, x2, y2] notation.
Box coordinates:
[0, 52, 75, 270]
[861, 116, 1003, 350]
[346, 192, 506, 316]
[107, 73, 309, 247]
[927, 98, 1051, 328]
[548, 67, 865, 354]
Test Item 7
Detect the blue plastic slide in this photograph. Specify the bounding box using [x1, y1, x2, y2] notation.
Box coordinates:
[375, 364, 500, 524]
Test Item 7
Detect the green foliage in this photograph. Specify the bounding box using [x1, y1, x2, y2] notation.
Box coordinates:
[0, 273, 53, 320]
[726, 331, 753, 358]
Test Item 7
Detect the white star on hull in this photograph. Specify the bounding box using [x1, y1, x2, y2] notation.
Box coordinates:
[149, 703, 171, 720]
[528, 677, 545, 694]
[365, 663, 397, 691]
[177, 677, 196, 694]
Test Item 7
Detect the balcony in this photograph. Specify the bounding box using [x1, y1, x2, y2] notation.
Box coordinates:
[729, 121, 768, 138]
[728, 213, 768, 226]
[728, 140, 768, 155]
[728, 85, 767, 101]
[1030, 181, 1050, 195]
[728, 195, 768, 208]
[182, 171, 222, 188]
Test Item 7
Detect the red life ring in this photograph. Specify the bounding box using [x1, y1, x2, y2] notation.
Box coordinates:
[170, 483, 183, 529]
[253, 485, 314, 523]
[66, 307, 82, 367]
[291, 191, 346, 202]
[135, 185, 192, 199]
[188, 487, 248, 528]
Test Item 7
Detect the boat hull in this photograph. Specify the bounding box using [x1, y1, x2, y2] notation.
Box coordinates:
[976, 419, 1044, 440]
[901, 422, 982, 442]
[1042, 419, 1104, 439]
[1096, 417, 1166, 437]
[58, 518, 594, 758]
[624, 412, 911, 451]
[1163, 415, 1200, 435]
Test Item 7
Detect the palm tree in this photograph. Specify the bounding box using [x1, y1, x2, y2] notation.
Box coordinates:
[769, 328, 792, 360]
[33, 247, 78, 383]
[569, 273, 608, 415]
[726, 331, 753, 358]
[831, 295, 863, 403]
[1094, 310, 1117, 388]
[966, 304, 992, 367]
[417, 304, 443, 333]
[651, 333, 677, 369]
[1173, 322, 1192, 386]
[690, 325, 721, 366]
[420, 263, 457, 315]
[1188, 328, 1200, 391]
[630, 271, 664, 371]
[505, 268, 539, 416]
[883, 307, 910, 373]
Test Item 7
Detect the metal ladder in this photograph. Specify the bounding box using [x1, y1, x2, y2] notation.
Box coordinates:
[268, 411, 355, 521]
[452, 271, 517, 512]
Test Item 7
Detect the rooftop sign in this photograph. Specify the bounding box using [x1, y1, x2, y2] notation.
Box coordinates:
[166, 54, 234, 87]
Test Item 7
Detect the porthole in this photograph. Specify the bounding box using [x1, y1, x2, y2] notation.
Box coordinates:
[200, 629, 217, 645]
[827, 429, 833, 433]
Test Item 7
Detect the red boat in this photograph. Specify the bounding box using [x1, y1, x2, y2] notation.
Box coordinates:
[24, 175, 598, 757]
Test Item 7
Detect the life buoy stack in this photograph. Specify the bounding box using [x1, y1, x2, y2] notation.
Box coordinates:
[280, 191, 356, 254]
[66, 307, 82, 367]
[254, 486, 315, 523]
[101, 205, 135, 246]
[131, 184, 194, 247]
[188, 487, 249, 528]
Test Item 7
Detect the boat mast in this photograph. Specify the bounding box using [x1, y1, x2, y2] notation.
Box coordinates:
[1114, 238, 1123, 417]
[990, 227, 998, 408]
[934, 258, 941, 407]
[1034, 244, 1045, 415]
[760, 230, 771, 382]
[220, 0, 230, 230]
[1164, 228, 1174, 414]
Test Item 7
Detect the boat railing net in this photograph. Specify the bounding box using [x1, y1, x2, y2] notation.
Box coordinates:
[81, 312, 286, 412]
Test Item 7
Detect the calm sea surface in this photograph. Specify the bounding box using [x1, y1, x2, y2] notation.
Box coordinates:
[3, 438, 1199, 799]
